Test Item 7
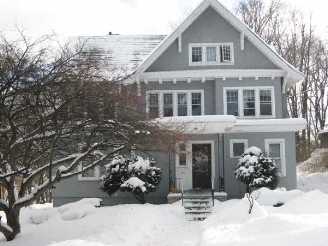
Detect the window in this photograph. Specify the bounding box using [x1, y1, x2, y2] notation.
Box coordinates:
[226, 90, 239, 116]
[265, 139, 286, 176]
[220, 44, 231, 62]
[192, 92, 202, 116]
[260, 90, 272, 115]
[243, 90, 255, 116]
[146, 90, 204, 118]
[163, 93, 173, 117]
[178, 93, 188, 116]
[192, 46, 203, 63]
[206, 46, 217, 62]
[230, 139, 248, 158]
[177, 143, 187, 166]
[78, 162, 100, 181]
[189, 43, 234, 66]
[148, 93, 159, 118]
[224, 87, 275, 118]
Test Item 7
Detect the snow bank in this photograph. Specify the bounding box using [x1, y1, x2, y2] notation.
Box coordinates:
[278, 190, 328, 214]
[298, 172, 328, 194]
[48, 240, 108, 246]
[251, 187, 304, 206]
[202, 197, 267, 228]
[58, 198, 102, 221]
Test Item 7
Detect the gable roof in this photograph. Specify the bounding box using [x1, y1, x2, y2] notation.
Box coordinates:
[135, 0, 304, 88]
[71, 35, 166, 73]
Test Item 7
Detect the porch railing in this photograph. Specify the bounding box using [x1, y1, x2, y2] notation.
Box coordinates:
[210, 177, 215, 206]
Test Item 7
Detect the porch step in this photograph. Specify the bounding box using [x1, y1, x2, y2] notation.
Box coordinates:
[183, 191, 213, 221]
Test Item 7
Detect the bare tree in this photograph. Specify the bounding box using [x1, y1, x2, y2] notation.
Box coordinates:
[235, 0, 328, 161]
[0, 32, 185, 241]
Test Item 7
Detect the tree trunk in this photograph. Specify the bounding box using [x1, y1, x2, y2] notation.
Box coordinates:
[1, 208, 21, 241]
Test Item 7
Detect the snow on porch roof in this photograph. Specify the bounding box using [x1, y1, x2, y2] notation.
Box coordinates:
[69, 35, 166, 73]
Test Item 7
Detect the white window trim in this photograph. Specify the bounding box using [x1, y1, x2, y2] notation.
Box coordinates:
[146, 90, 205, 118]
[223, 86, 275, 118]
[265, 139, 286, 177]
[230, 139, 248, 158]
[78, 163, 101, 181]
[189, 43, 234, 66]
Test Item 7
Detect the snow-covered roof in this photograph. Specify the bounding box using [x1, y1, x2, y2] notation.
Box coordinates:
[70, 35, 166, 74]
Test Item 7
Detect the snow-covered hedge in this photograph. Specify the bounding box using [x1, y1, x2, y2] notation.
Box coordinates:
[101, 155, 162, 204]
[235, 146, 279, 193]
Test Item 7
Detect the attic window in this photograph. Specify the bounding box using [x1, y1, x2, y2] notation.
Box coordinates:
[189, 43, 234, 66]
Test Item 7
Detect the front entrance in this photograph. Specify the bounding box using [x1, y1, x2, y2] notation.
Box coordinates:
[192, 143, 212, 189]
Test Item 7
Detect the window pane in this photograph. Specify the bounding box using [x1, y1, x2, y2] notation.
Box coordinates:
[227, 90, 239, 116]
[269, 144, 281, 158]
[206, 46, 217, 62]
[233, 142, 245, 157]
[192, 46, 202, 62]
[178, 93, 187, 116]
[163, 93, 173, 117]
[220, 45, 231, 62]
[192, 93, 202, 116]
[148, 94, 159, 118]
[260, 90, 272, 115]
[243, 90, 255, 116]
[179, 143, 186, 166]
[81, 163, 97, 178]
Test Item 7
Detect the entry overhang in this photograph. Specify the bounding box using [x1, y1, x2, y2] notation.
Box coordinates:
[226, 118, 307, 133]
[154, 115, 236, 134]
[155, 116, 306, 134]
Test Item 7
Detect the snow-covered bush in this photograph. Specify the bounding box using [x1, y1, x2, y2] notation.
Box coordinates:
[235, 146, 279, 194]
[101, 155, 162, 204]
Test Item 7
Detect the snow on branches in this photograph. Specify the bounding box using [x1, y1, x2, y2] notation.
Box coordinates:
[235, 146, 279, 194]
[101, 155, 162, 204]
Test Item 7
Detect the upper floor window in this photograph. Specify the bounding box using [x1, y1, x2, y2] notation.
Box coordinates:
[189, 43, 234, 66]
[224, 87, 275, 118]
[146, 90, 204, 118]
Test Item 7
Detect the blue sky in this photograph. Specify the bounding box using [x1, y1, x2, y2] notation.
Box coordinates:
[0, 0, 326, 41]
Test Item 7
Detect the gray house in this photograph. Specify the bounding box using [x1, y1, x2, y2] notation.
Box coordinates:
[52, 0, 306, 206]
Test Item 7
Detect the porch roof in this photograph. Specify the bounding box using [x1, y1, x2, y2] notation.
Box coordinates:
[155, 116, 306, 134]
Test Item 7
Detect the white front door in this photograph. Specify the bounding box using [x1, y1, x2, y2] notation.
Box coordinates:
[176, 141, 215, 191]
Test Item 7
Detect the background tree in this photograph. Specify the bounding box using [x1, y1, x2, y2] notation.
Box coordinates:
[235, 146, 279, 194]
[101, 155, 162, 204]
[0, 32, 184, 241]
[235, 0, 328, 161]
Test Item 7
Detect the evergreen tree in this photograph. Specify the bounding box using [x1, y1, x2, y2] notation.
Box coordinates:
[235, 146, 279, 193]
[101, 155, 162, 204]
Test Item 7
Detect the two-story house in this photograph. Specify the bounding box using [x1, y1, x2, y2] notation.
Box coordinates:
[52, 0, 306, 206]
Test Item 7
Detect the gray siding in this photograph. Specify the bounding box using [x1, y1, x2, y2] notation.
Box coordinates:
[146, 7, 278, 72]
[223, 132, 297, 198]
[53, 151, 171, 207]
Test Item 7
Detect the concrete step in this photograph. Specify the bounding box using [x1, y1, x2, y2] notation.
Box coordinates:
[183, 199, 211, 204]
[185, 209, 212, 214]
[184, 204, 212, 209]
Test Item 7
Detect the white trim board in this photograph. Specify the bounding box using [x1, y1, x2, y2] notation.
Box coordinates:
[138, 69, 286, 82]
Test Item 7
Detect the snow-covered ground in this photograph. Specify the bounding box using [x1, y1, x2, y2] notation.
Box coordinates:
[1, 172, 328, 245]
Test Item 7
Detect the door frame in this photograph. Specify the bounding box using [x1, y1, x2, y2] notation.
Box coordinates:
[175, 140, 215, 190]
